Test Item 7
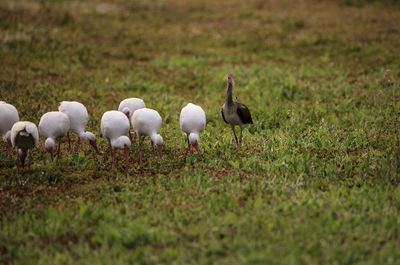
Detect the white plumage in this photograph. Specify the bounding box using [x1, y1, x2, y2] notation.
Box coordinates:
[39, 111, 70, 160]
[10, 121, 39, 170]
[118, 98, 146, 120]
[179, 103, 206, 157]
[58, 101, 99, 153]
[101, 110, 131, 170]
[118, 98, 146, 141]
[0, 101, 19, 155]
[131, 108, 163, 163]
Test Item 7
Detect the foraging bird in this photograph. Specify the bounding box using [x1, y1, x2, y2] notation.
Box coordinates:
[221, 74, 253, 146]
[39, 111, 70, 160]
[58, 101, 99, 154]
[179, 103, 206, 158]
[131, 108, 163, 164]
[0, 101, 19, 155]
[10, 121, 39, 170]
[118, 97, 146, 141]
[101, 110, 131, 171]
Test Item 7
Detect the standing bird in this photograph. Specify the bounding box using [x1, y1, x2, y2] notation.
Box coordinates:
[10, 121, 39, 170]
[39, 111, 70, 160]
[0, 101, 19, 155]
[131, 108, 163, 164]
[118, 97, 146, 141]
[179, 103, 206, 158]
[58, 101, 99, 154]
[221, 74, 253, 146]
[101, 110, 131, 171]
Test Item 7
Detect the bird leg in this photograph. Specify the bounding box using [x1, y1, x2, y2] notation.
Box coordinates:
[57, 139, 62, 159]
[129, 130, 133, 141]
[230, 125, 239, 146]
[138, 136, 143, 164]
[151, 140, 155, 155]
[6, 139, 12, 156]
[239, 126, 243, 146]
[15, 150, 20, 173]
[132, 132, 137, 143]
[110, 146, 116, 169]
[124, 145, 129, 173]
[27, 150, 32, 171]
[67, 132, 71, 151]
[76, 137, 81, 153]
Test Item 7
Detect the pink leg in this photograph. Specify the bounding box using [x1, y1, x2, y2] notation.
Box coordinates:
[151, 140, 155, 155]
[129, 130, 133, 141]
[133, 132, 137, 143]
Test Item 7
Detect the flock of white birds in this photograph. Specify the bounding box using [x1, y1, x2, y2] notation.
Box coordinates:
[0, 74, 252, 171]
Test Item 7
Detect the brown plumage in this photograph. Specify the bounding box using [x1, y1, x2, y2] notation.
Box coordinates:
[221, 74, 253, 146]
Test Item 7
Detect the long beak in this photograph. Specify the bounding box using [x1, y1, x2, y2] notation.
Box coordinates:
[90, 140, 100, 154]
[233, 79, 238, 100]
[49, 149, 54, 161]
[194, 141, 203, 159]
[157, 145, 163, 160]
[124, 145, 130, 171]
[190, 144, 194, 155]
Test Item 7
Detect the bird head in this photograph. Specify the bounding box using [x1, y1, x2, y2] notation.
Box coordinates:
[121, 107, 130, 120]
[153, 134, 163, 160]
[85, 132, 100, 154]
[45, 138, 55, 160]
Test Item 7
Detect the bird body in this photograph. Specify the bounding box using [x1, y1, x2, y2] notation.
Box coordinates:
[180, 103, 206, 157]
[118, 98, 146, 141]
[58, 101, 99, 153]
[131, 108, 163, 163]
[101, 110, 131, 170]
[39, 111, 70, 159]
[0, 101, 19, 154]
[10, 121, 39, 170]
[221, 74, 253, 146]
[118, 98, 146, 120]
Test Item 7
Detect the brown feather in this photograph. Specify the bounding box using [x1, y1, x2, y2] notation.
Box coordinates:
[221, 107, 228, 124]
[236, 102, 253, 124]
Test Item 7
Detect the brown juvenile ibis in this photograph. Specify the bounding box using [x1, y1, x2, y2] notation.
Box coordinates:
[10, 121, 39, 171]
[221, 74, 253, 146]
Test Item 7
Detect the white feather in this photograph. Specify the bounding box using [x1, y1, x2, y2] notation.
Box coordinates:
[101, 110, 131, 149]
[0, 102, 19, 142]
[11, 121, 39, 149]
[39, 111, 70, 149]
[118, 98, 146, 120]
[131, 108, 162, 143]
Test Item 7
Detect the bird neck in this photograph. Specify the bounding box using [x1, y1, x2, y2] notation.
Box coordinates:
[226, 82, 234, 106]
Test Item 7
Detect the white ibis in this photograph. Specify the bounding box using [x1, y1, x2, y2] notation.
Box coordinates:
[58, 101, 99, 154]
[179, 103, 206, 158]
[221, 74, 253, 146]
[101, 110, 131, 171]
[131, 108, 163, 164]
[0, 101, 19, 155]
[39, 111, 70, 160]
[10, 121, 39, 170]
[118, 97, 146, 141]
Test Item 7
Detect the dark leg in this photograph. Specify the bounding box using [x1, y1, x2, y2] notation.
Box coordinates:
[57, 139, 62, 158]
[184, 134, 189, 162]
[129, 130, 133, 141]
[138, 136, 143, 164]
[15, 150, 20, 173]
[111, 147, 116, 168]
[7, 139, 12, 156]
[76, 137, 81, 153]
[230, 125, 239, 146]
[239, 126, 243, 146]
[28, 150, 32, 171]
[67, 132, 71, 151]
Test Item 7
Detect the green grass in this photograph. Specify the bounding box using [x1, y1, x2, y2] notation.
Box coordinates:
[0, 0, 400, 264]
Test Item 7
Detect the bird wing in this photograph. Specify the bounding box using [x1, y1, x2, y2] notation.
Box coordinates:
[236, 102, 253, 124]
[221, 107, 228, 124]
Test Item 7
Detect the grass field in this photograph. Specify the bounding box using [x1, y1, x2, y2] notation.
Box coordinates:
[1, 0, 400, 264]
